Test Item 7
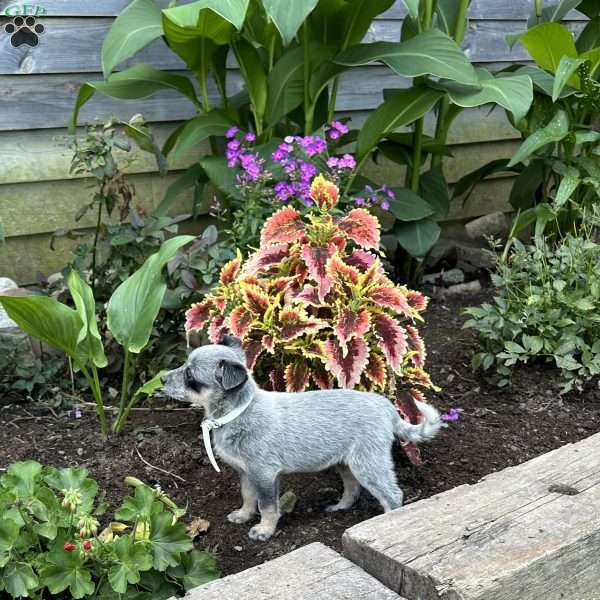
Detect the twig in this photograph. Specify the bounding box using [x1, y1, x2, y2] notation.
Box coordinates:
[134, 445, 186, 486]
[79, 401, 195, 413]
[6, 416, 37, 427]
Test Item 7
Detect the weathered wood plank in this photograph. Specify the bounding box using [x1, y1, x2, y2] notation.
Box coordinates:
[14, 0, 588, 20]
[182, 542, 404, 599]
[0, 15, 582, 75]
[343, 432, 600, 600]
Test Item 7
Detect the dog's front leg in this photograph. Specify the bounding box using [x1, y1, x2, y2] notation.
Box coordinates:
[248, 474, 280, 542]
[227, 472, 257, 524]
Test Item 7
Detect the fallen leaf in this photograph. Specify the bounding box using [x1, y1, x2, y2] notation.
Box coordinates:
[279, 490, 297, 514]
[187, 517, 210, 538]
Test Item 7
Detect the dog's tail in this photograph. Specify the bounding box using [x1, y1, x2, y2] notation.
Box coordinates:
[394, 400, 442, 444]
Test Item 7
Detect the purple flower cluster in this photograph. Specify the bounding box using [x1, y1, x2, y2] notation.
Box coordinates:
[225, 127, 267, 183]
[327, 153, 356, 171]
[325, 120, 349, 140]
[353, 184, 395, 211]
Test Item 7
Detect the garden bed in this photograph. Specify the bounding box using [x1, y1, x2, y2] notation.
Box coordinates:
[1, 290, 599, 577]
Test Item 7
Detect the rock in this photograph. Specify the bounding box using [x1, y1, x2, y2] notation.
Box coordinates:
[0, 278, 36, 362]
[465, 211, 511, 240]
[46, 272, 64, 286]
[425, 239, 458, 270]
[456, 243, 496, 272]
[441, 280, 482, 297]
[422, 268, 465, 286]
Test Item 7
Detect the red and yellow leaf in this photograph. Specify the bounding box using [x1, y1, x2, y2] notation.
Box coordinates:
[334, 308, 370, 355]
[324, 337, 369, 389]
[338, 208, 380, 249]
[406, 325, 426, 367]
[243, 339, 263, 370]
[185, 300, 213, 332]
[327, 254, 360, 288]
[208, 314, 229, 343]
[220, 256, 241, 284]
[366, 286, 412, 317]
[262, 334, 275, 353]
[302, 243, 336, 302]
[310, 175, 339, 211]
[346, 250, 376, 271]
[312, 362, 334, 389]
[268, 368, 286, 391]
[243, 244, 289, 275]
[406, 290, 428, 312]
[261, 206, 305, 246]
[294, 284, 322, 307]
[279, 307, 325, 341]
[242, 284, 272, 316]
[284, 360, 310, 392]
[228, 306, 254, 339]
[372, 314, 407, 374]
[364, 352, 387, 389]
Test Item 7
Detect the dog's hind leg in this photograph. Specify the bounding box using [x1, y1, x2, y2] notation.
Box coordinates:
[227, 472, 257, 524]
[348, 454, 404, 512]
[248, 473, 280, 541]
[326, 465, 361, 512]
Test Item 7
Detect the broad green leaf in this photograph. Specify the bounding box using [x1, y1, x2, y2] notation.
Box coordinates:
[575, 131, 600, 144]
[265, 46, 305, 127]
[534, 202, 555, 241]
[149, 512, 194, 571]
[169, 550, 219, 590]
[389, 189, 434, 221]
[581, 47, 600, 77]
[400, 0, 419, 20]
[578, 0, 600, 17]
[67, 270, 107, 369]
[1, 563, 38, 598]
[576, 16, 600, 52]
[510, 65, 575, 98]
[0, 519, 20, 568]
[394, 219, 441, 257]
[453, 158, 520, 200]
[262, 0, 318, 45]
[154, 163, 207, 218]
[44, 467, 98, 514]
[200, 155, 243, 199]
[508, 109, 570, 167]
[101, 0, 163, 78]
[40, 549, 94, 599]
[510, 159, 546, 208]
[337, 0, 396, 47]
[419, 166, 450, 218]
[115, 484, 164, 523]
[434, 0, 467, 41]
[438, 68, 533, 124]
[107, 236, 195, 353]
[108, 536, 153, 593]
[518, 23, 577, 73]
[336, 29, 479, 86]
[527, 0, 583, 26]
[555, 166, 580, 206]
[167, 112, 233, 161]
[233, 39, 267, 128]
[1, 461, 42, 501]
[552, 55, 583, 101]
[357, 87, 444, 160]
[133, 371, 167, 401]
[124, 115, 168, 176]
[71, 66, 199, 131]
[508, 208, 537, 238]
[0, 297, 82, 361]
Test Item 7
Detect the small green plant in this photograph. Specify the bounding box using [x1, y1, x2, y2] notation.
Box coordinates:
[0, 236, 194, 437]
[0, 462, 218, 599]
[464, 230, 600, 393]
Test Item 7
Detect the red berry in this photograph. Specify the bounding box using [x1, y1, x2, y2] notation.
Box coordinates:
[83, 541, 92, 551]
[63, 543, 76, 552]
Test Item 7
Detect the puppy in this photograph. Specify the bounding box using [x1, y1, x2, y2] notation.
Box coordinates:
[163, 336, 441, 541]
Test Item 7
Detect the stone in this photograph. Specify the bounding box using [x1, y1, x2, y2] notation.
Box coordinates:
[181, 542, 404, 599]
[343, 432, 600, 600]
[424, 239, 458, 270]
[441, 280, 482, 297]
[456, 243, 496, 272]
[0, 277, 35, 361]
[422, 268, 465, 286]
[465, 211, 510, 240]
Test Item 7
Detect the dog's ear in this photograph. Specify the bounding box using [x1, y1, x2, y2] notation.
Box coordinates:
[219, 335, 242, 349]
[215, 359, 248, 391]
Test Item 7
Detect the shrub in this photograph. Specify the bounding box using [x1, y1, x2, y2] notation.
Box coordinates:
[464, 234, 600, 393]
[186, 176, 435, 417]
[0, 462, 217, 599]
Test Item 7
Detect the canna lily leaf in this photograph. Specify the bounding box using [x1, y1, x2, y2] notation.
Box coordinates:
[262, 0, 319, 46]
[167, 112, 234, 161]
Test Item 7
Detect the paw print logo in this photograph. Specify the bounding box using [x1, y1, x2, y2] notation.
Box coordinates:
[4, 16, 45, 48]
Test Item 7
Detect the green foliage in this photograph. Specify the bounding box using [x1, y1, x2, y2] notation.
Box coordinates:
[0, 353, 67, 402]
[0, 462, 218, 599]
[465, 232, 600, 393]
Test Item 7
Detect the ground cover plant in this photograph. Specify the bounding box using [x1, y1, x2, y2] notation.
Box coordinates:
[0, 462, 217, 599]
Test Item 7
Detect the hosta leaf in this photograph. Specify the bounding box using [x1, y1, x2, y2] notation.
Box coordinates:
[262, 0, 318, 45]
[302, 243, 337, 302]
[284, 360, 311, 392]
[101, 0, 163, 77]
[40, 550, 95, 599]
[373, 314, 408, 373]
[261, 207, 305, 246]
[336, 29, 478, 86]
[2, 562, 38, 598]
[518, 23, 577, 73]
[337, 208, 380, 249]
[149, 512, 194, 571]
[325, 337, 369, 388]
[508, 110, 570, 167]
[108, 536, 153, 593]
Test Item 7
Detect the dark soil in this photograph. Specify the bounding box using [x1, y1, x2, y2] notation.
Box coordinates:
[2, 290, 600, 577]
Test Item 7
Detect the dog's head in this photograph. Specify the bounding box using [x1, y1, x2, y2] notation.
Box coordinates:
[163, 336, 249, 411]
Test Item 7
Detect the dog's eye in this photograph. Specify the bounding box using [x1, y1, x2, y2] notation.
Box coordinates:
[184, 367, 204, 393]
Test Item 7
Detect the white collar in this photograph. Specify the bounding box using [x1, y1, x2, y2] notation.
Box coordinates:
[201, 397, 253, 473]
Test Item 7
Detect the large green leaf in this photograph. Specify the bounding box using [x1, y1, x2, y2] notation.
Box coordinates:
[438, 68, 533, 124]
[453, 158, 521, 200]
[0, 296, 83, 362]
[67, 271, 107, 369]
[265, 46, 305, 127]
[357, 87, 444, 160]
[109, 536, 153, 593]
[508, 109, 570, 167]
[149, 512, 194, 571]
[555, 166, 580, 207]
[101, 0, 163, 78]
[578, 0, 600, 17]
[509, 159, 546, 208]
[527, 0, 583, 26]
[154, 163, 207, 218]
[419, 166, 450, 218]
[394, 219, 441, 257]
[107, 236, 195, 353]
[115, 486, 164, 523]
[389, 189, 434, 221]
[200, 156, 243, 199]
[167, 112, 233, 161]
[44, 467, 98, 514]
[336, 29, 479, 86]
[518, 23, 577, 73]
[434, 0, 467, 41]
[179, 550, 219, 590]
[1, 563, 38, 598]
[233, 39, 268, 128]
[71, 66, 199, 131]
[132, 371, 167, 402]
[577, 16, 600, 52]
[40, 549, 95, 600]
[400, 0, 419, 20]
[0, 519, 20, 568]
[581, 47, 600, 77]
[510, 65, 577, 98]
[1, 461, 42, 501]
[552, 55, 583, 100]
[262, 0, 318, 45]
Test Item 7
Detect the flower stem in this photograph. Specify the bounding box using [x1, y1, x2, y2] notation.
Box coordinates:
[80, 363, 108, 439]
[410, 118, 424, 193]
[303, 21, 313, 134]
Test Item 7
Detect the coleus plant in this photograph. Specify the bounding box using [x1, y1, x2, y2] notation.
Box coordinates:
[186, 176, 437, 464]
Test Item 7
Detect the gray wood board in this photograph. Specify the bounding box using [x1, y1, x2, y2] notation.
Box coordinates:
[181, 542, 404, 599]
[0, 17, 585, 75]
[4, 0, 587, 20]
[343, 432, 600, 600]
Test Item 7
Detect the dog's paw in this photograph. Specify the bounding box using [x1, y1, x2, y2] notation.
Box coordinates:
[227, 509, 254, 524]
[325, 502, 345, 512]
[248, 524, 275, 541]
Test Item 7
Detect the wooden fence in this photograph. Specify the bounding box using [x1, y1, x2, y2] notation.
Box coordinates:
[0, 0, 586, 282]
